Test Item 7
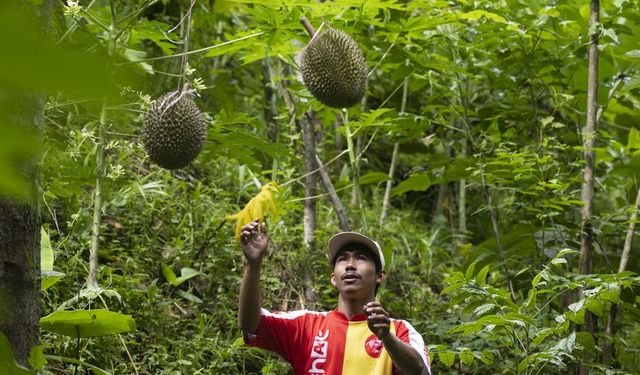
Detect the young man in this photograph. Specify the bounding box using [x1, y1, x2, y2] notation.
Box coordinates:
[238, 219, 431, 374]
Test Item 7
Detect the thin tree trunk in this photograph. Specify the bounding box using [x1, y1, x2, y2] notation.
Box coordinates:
[458, 138, 467, 240]
[88, 101, 107, 288]
[380, 72, 408, 225]
[602, 185, 640, 365]
[301, 110, 317, 307]
[379, 142, 399, 225]
[481, 172, 516, 302]
[315, 154, 350, 231]
[577, 3, 600, 373]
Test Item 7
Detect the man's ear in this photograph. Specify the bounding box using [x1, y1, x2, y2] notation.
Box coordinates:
[376, 270, 386, 285]
[331, 273, 337, 288]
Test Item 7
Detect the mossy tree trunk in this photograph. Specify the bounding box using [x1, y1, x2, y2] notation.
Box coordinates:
[0, 2, 51, 366]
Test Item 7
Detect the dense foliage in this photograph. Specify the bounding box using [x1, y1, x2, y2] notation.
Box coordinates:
[2, 0, 640, 373]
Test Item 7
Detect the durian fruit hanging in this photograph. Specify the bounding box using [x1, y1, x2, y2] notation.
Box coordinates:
[142, 88, 207, 170]
[300, 27, 368, 109]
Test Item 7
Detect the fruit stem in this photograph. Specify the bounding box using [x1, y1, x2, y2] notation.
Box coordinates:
[178, 0, 196, 91]
[300, 17, 316, 38]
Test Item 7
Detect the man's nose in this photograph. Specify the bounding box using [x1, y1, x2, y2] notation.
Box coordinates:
[345, 258, 357, 269]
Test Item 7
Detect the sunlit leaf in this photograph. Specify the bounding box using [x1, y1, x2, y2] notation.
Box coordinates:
[40, 228, 53, 271]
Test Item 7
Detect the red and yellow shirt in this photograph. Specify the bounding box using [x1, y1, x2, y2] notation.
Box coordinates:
[244, 309, 431, 375]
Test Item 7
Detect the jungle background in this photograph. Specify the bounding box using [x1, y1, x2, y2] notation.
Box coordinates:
[1, 0, 640, 373]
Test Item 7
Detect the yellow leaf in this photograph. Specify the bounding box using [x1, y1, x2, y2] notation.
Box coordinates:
[225, 182, 279, 240]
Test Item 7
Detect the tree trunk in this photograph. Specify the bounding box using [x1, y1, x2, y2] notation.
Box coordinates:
[578, 1, 600, 373]
[602, 185, 640, 365]
[301, 110, 317, 306]
[0, 0, 51, 367]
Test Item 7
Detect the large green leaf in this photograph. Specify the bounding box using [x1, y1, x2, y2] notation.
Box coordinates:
[40, 309, 136, 338]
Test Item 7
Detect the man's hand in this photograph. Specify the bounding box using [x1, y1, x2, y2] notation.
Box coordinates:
[365, 301, 391, 341]
[240, 219, 268, 264]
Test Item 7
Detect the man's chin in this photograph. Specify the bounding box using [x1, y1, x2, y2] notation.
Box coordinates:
[338, 285, 372, 296]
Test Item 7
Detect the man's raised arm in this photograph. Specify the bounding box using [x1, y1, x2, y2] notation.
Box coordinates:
[238, 219, 269, 334]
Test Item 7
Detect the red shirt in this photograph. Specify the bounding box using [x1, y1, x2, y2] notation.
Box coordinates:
[244, 309, 431, 375]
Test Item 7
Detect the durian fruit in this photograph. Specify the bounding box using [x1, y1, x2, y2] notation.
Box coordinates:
[300, 27, 367, 108]
[142, 90, 207, 170]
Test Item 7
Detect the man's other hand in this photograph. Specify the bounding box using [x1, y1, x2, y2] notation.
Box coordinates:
[240, 219, 269, 264]
[365, 301, 391, 341]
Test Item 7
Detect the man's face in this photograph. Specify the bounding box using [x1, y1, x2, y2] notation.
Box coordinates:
[331, 248, 385, 299]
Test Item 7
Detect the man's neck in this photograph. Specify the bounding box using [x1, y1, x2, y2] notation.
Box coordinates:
[336, 294, 375, 320]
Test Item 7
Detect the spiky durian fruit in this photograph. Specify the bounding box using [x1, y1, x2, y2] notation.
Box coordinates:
[142, 91, 207, 170]
[300, 27, 367, 108]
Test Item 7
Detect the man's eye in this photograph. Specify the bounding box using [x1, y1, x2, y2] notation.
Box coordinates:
[337, 256, 348, 262]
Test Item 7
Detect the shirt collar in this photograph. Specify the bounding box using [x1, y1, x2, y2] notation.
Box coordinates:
[330, 309, 367, 322]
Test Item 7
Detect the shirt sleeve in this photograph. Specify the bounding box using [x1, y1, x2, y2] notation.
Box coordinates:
[243, 308, 305, 363]
[392, 320, 432, 375]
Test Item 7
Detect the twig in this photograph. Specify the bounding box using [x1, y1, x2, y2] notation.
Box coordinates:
[281, 150, 349, 187]
[115, 32, 266, 65]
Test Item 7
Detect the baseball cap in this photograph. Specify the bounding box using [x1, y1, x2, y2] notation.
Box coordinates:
[328, 232, 385, 271]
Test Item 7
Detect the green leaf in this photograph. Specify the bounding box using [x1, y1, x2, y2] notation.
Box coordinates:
[28, 344, 45, 370]
[42, 271, 65, 291]
[161, 263, 177, 285]
[40, 309, 136, 338]
[177, 290, 203, 303]
[624, 50, 640, 60]
[568, 299, 584, 313]
[628, 127, 640, 150]
[437, 350, 455, 367]
[40, 228, 53, 271]
[392, 172, 431, 196]
[458, 10, 507, 23]
[358, 172, 389, 185]
[476, 265, 490, 286]
[162, 263, 201, 287]
[465, 262, 476, 280]
[0, 333, 34, 375]
[480, 350, 494, 365]
[458, 350, 474, 366]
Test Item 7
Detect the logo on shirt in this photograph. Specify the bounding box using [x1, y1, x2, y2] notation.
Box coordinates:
[308, 329, 329, 374]
[364, 334, 383, 358]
